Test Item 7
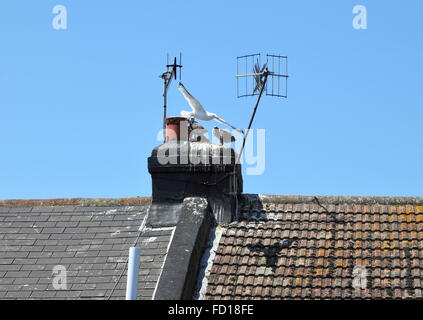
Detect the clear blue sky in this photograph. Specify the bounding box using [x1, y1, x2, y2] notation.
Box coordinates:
[1, 1, 422, 200]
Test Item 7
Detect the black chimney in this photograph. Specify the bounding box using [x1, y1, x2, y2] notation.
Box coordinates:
[146, 119, 243, 227]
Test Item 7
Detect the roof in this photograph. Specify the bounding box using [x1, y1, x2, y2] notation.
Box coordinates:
[3, 194, 423, 300]
[0, 197, 174, 300]
[202, 194, 423, 300]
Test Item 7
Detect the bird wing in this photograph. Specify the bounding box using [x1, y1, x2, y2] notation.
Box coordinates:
[178, 83, 207, 114]
[213, 127, 236, 144]
[212, 114, 244, 135]
[191, 122, 205, 130]
[181, 110, 192, 118]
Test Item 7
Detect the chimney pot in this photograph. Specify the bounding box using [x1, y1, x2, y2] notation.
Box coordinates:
[165, 117, 190, 142]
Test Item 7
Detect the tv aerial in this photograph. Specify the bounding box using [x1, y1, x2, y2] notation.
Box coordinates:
[235, 53, 288, 164]
[159, 53, 183, 143]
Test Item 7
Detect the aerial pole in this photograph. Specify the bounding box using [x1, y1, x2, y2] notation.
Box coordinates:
[160, 53, 182, 144]
[235, 68, 270, 165]
[235, 53, 288, 164]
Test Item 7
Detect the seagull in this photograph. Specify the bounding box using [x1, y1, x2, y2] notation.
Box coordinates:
[212, 126, 236, 145]
[189, 121, 208, 142]
[190, 121, 207, 135]
[178, 82, 244, 134]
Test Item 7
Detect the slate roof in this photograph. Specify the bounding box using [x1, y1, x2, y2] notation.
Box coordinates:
[0, 197, 173, 300]
[203, 194, 423, 300]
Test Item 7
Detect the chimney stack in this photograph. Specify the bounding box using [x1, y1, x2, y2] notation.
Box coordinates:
[146, 117, 243, 227]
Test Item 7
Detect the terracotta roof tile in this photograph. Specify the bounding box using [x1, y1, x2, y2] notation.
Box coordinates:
[204, 194, 423, 300]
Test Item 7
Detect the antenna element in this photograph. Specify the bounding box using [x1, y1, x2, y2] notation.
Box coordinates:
[235, 53, 288, 164]
[160, 53, 183, 143]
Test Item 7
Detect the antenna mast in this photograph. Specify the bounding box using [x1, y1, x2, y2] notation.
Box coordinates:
[160, 53, 182, 143]
[235, 53, 288, 164]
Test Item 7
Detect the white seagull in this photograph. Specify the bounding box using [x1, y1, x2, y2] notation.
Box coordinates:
[190, 121, 207, 135]
[178, 82, 244, 134]
[189, 121, 209, 142]
[213, 126, 236, 145]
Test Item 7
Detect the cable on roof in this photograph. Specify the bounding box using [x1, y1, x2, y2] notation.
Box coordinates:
[106, 215, 147, 300]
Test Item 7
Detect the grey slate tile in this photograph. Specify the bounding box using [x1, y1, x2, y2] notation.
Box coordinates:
[28, 252, 53, 259]
[63, 227, 88, 234]
[0, 265, 22, 272]
[49, 234, 73, 240]
[9, 258, 38, 265]
[139, 289, 155, 297]
[20, 264, 47, 271]
[86, 276, 113, 284]
[40, 227, 65, 234]
[51, 251, 75, 258]
[74, 251, 101, 258]
[0, 278, 15, 285]
[5, 271, 31, 278]
[44, 245, 68, 252]
[0, 203, 161, 300]
[0, 251, 29, 258]
[79, 290, 107, 298]
[17, 284, 48, 291]
[71, 283, 96, 290]
[70, 216, 92, 222]
[6, 291, 32, 298]
[78, 221, 101, 227]
[34, 239, 59, 246]
[60, 257, 85, 264]
[36, 258, 62, 265]
[0, 227, 20, 234]
[20, 245, 45, 252]
[8, 207, 33, 213]
[31, 207, 54, 213]
[97, 250, 126, 257]
[82, 257, 108, 264]
[55, 290, 82, 298]
[13, 277, 40, 285]
[5, 233, 49, 240]
[29, 270, 54, 278]
[55, 221, 79, 228]
[30, 290, 57, 298]
[52, 206, 76, 213]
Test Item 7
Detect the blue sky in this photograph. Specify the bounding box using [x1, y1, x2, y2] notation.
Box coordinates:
[1, 1, 422, 199]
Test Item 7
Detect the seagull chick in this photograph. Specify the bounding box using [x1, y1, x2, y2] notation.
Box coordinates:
[213, 126, 236, 145]
[190, 121, 207, 134]
[178, 82, 244, 134]
[189, 121, 208, 142]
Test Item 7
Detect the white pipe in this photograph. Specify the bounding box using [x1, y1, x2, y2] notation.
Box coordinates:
[125, 247, 141, 300]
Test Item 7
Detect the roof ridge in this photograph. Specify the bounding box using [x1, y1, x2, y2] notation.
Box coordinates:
[243, 194, 423, 206]
[3, 194, 423, 208]
[0, 196, 151, 208]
